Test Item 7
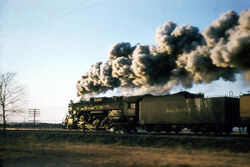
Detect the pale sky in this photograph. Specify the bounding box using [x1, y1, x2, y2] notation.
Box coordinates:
[0, 0, 249, 123]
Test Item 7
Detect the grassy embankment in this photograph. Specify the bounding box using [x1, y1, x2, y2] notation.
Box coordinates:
[0, 131, 250, 167]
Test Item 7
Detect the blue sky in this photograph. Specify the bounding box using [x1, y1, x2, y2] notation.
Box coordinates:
[0, 0, 249, 122]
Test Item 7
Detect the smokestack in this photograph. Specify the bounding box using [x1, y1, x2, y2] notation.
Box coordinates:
[77, 9, 250, 97]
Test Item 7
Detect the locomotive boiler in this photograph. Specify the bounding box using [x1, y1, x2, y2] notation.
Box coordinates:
[64, 91, 250, 134]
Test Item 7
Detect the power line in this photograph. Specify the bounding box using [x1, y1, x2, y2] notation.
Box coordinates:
[39, 107, 67, 109]
[0, 0, 92, 35]
[2, 0, 92, 29]
[0, 0, 107, 37]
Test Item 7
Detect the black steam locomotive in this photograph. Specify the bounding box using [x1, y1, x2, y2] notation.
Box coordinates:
[64, 91, 250, 134]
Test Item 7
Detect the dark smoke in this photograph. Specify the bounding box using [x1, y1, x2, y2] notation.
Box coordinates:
[77, 9, 250, 97]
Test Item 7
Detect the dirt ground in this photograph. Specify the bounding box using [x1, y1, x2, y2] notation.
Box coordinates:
[1, 131, 250, 167]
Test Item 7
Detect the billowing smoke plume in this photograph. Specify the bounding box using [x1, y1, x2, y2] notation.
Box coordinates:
[77, 9, 250, 97]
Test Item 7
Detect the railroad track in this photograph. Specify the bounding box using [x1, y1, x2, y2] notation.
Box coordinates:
[3, 128, 249, 139]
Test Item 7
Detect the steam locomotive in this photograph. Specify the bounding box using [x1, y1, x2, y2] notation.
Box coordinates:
[64, 91, 250, 134]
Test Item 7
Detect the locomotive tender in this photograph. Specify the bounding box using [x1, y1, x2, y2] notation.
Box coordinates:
[64, 91, 250, 134]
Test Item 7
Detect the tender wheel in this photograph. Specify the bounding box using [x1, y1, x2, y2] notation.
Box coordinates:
[131, 126, 138, 133]
[174, 129, 181, 134]
[225, 127, 232, 135]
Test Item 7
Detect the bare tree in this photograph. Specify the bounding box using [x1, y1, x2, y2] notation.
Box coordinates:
[0, 72, 26, 137]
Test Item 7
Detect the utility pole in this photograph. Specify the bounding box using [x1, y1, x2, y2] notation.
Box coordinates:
[28, 109, 40, 128]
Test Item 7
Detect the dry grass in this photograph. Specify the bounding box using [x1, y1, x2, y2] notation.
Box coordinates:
[1, 136, 250, 167]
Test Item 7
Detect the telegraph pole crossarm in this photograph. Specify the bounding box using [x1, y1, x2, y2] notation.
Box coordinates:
[28, 109, 40, 128]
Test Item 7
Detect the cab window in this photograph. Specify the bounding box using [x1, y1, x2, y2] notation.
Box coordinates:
[129, 103, 136, 109]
